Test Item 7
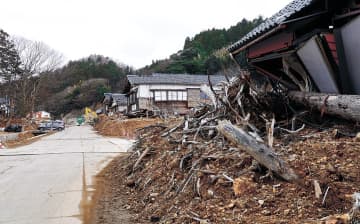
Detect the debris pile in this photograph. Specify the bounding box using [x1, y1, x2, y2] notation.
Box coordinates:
[94, 76, 360, 223]
[0, 118, 37, 131]
[94, 115, 162, 139]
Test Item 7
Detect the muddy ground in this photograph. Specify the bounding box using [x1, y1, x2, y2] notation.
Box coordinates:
[88, 155, 133, 224]
[90, 115, 360, 224]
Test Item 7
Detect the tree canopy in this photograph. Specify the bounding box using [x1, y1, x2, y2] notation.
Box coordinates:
[139, 17, 264, 75]
[0, 29, 21, 84]
[37, 55, 132, 116]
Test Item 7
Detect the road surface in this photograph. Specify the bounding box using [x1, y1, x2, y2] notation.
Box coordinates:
[0, 126, 132, 224]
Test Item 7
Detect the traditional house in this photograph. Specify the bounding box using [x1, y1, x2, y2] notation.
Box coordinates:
[126, 73, 226, 115]
[228, 0, 360, 94]
[0, 97, 10, 117]
[102, 93, 127, 115]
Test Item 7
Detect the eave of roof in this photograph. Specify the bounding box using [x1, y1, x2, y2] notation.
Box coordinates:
[228, 0, 316, 54]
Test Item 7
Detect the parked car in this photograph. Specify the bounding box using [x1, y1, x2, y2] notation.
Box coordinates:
[38, 120, 65, 131]
[5, 124, 22, 132]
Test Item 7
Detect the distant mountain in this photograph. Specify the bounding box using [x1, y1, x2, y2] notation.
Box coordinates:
[138, 17, 264, 75]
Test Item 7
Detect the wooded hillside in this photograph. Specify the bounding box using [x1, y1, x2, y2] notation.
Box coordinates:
[37, 55, 132, 116]
[138, 17, 264, 75]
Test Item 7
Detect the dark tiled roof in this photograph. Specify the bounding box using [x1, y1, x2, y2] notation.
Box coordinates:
[228, 0, 315, 53]
[127, 73, 226, 86]
[103, 93, 127, 105]
[112, 94, 127, 105]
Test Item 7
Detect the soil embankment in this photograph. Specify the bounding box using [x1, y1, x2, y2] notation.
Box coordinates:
[94, 115, 162, 139]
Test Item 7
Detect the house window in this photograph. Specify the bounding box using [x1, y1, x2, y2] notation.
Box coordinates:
[131, 104, 137, 111]
[177, 91, 187, 101]
[153, 90, 187, 101]
[161, 91, 167, 100]
[182, 91, 187, 101]
[168, 91, 177, 101]
[154, 91, 167, 101]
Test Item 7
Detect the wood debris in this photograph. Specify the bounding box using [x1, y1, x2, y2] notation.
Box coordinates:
[95, 75, 360, 223]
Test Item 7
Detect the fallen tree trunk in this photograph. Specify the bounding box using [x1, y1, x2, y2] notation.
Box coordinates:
[288, 91, 360, 122]
[217, 121, 298, 182]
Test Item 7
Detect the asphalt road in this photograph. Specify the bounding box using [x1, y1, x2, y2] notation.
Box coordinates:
[0, 126, 132, 224]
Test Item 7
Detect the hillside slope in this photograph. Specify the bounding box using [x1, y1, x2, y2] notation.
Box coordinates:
[138, 17, 264, 75]
[36, 55, 132, 117]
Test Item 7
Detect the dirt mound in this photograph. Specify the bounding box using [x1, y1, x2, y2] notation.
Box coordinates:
[94, 115, 162, 139]
[0, 118, 37, 131]
[93, 124, 359, 223]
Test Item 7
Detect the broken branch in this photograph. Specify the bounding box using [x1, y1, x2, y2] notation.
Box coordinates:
[217, 120, 299, 182]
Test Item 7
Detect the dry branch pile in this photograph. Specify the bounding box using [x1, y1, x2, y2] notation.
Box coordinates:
[97, 75, 360, 223]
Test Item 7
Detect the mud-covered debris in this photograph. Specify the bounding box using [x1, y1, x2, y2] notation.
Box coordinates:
[92, 75, 360, 223]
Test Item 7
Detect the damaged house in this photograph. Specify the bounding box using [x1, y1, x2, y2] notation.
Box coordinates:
[228, 0, 360, 94]
[102, 93, 127, 115]
[126, 73, 226, 115]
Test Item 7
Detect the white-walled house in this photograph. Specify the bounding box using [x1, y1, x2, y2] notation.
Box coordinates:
[126, 73, 226, 115]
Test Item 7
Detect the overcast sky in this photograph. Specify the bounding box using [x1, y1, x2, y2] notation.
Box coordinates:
[1, 0, 290, 69]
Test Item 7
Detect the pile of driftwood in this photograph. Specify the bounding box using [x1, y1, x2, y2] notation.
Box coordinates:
[157, 75, 302, 182]
[126, 74, 360, 223]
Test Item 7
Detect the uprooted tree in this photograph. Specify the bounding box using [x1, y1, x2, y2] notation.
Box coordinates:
[288, 91, 360, 123]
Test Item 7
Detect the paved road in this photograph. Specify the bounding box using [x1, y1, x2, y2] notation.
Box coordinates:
[0, 126, 132, 224]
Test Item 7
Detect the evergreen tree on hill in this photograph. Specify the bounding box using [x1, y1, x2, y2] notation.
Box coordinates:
[139, 17, 264, 75]
[0, 29, 21, 85]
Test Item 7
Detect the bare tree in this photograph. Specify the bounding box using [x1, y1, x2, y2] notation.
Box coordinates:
[12, 36, 64, 74]
[11, 36, 65, 116]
